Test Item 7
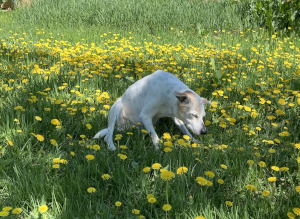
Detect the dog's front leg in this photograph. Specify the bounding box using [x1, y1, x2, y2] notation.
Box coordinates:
[172, 117, 198, 143]
[139, 113, 160, 150]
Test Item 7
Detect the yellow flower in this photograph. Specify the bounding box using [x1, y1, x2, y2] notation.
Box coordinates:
[132, 209, 140, 214]
[218, 179, 224, 184]
[51, 119, 61, 125]
[36, 134, 44, 141]
[12, 208, 22, 214]
[164, 147, 172, 152]
[194, 216, 206, 219]
[86, 154, 95, 161]
[293, 207, 300, 216]
[115, 201, 122, 207]
[160, 170, 175, 181]
[247, 160, 254, 165]
[0, 211, 9, 217]
[35, 116, 42, 121]
[271, 166, 279, 171]
[196, 177, 207, 186]
[102, 174, 111, 180]
[50, 139, 58, 146]
[245, 185, 257, 191]
[225, 201, 233, 206]
[71, 151, 75, 156]
[295, 186, 300, 194]
[262, 190, 270, 196]
[205, 171, 215, 178]
[269, 149, 276, 153]
[86, 124, 92, 129]
[280, 167, 289, 171]
[162, 204, 172, 211]
[148, 197, 157, 203]
[141, 129, 148, 133]
[258, 161, 266, 167]
[177, 139, 185, 145]
[52, 164, 60, 168]
[287, 212, 295, 219]
[87, 187, 96, 193]
[143, 167, 151, 173]
[268, 177, 276, 182]
[2, 207, 12, 211]
[38, 205, 48, 213]
[7, 140, 13, 146]
[118, 154, 127, 160]
[176, 167, 188, 175]
[220, 164, 227, 169]
[152, 163, 161, 170]
[183, 135, 190, 140]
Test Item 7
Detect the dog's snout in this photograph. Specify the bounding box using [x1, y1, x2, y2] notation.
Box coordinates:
[200, 128, 207, 135]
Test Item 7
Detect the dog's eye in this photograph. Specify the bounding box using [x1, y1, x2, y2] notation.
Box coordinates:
[192, 114, 198, 118]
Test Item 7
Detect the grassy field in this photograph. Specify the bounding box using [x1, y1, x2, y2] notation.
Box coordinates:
[1, 0, 300, 218]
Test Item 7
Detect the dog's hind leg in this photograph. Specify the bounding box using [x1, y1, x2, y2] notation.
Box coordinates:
[172, 117, 198, 143]
[93, 98, 125, 151]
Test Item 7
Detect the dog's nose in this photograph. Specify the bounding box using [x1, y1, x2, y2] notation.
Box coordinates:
[201, 129, 207, 135]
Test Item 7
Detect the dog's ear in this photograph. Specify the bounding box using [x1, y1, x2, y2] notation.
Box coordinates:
[201, 98, 211, 105]
[174, 91, 190, 105]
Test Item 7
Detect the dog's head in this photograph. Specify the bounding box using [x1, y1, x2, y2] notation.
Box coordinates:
[175, 90, 211, 135]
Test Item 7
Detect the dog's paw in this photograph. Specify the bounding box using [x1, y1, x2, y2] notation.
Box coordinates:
[107, 142, 116, 151]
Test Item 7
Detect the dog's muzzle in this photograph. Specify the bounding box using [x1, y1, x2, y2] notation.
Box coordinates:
[200, 128, 207, 135]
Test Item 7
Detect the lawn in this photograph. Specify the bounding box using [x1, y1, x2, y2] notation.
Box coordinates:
[0, 0, 300, 218]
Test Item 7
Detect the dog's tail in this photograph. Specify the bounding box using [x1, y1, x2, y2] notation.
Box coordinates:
[93, 128, 108, 139]
[93, 98, 124, 151]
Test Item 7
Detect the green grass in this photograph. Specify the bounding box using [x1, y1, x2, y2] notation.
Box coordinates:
[1, 0, 300, 218]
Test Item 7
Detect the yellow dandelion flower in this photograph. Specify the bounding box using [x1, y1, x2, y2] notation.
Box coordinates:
[35, 116, 42, 121]
[12, 208, 22, 214]
[183, 135, 190, 140]
[50, 139, 58, 146]
[148, 197, 157, 203]
[258, 161, 266, 167]
[293, 207, 300, 216]
[101, 174, 111, 180]
[225, 201, 233, 206]
[220, 164, 227, 169]
[2, 207, 12, 211]
[152, 163, 161, 170]
[177, 139, 185, 145]
[132, 209, 140, 214]
[164, 147, 172, 152]
[268, 177, 276, 182]
[176, 167, 188, 175]
[86, 154, 95, 161]
[52, 164, 60, 168]
[38, 205, 48, 213]
[194, 216, 206, 219]
[271, 166, 279, 171]
[162, 204, 172, 211]
[0, 211, 9, 217]
[115, 201, 122, 207]
[287, 212, 295, 219]
[295, 186, 300, 194]
[87, 187, 96, 193]
[218, 179, 224, 184]
[196, 177, 207, 186]
[86, 124, 92, 129]
[205, 171, 215, 178]
[7, 140, 13, 146]
[51, 119, 61, 125]
[143, 167, 151, 173]
[36, 134, 44, 141]
[160, 170, 175, 181]
[262, 190, 270, 196]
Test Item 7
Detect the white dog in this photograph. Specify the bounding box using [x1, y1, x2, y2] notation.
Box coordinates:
[94, 70, 211, 150]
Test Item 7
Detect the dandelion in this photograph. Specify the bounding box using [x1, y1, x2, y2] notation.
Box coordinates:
[148, 197, 157, 203]
[176, 167, 188, 175]
[225, 201, 233, 206]
[118, 154, 127, 160]
[51, 119, 61, 125]
[293, 208, 300, 216]
[262, 191, 270, 196]
[86, 124, 92, 129]
[162, 204, 172, 211]
[164, 147, 172, 152]
[71, 151, 75, 156]
[38, 205, 48, 213]
[271, 166, 279, 171]
[12, 208, 22, 214]
[87, 187, 96, 193]
[50, 139, 58, 146]
[152, 163, 161, 170]
[220, 164, 227, 169]
[295, 186, 300, 194]
[2, 207, 12, 211]
[143, 167, 151, 173]
[160, 170, 175, 181]
[218, 179, 224, 184]
[205, 171, 215, 178]
[102, 174, 111, 180]
[115, 201, 122, 207]
[7, 140, 13, 146]
[268, 177, 276, 182]
[287, 212, 295, 219]
[196, 177, 207, 186]
[52, 164, 59, 168]
[86, 154, 95, 161]
[93, 145, 100, 150]
[0, 211, 9, 217]
[258, 161, 266, 167]
[132, 209, 140, 214]
[36, 134, 44, 141]
[269, 149, 276, 153]
[35, 116, 42, 121]
[194, 216, 206, 219]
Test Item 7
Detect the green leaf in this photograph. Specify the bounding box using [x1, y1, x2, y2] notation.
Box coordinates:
[216, 70, 222, 79]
